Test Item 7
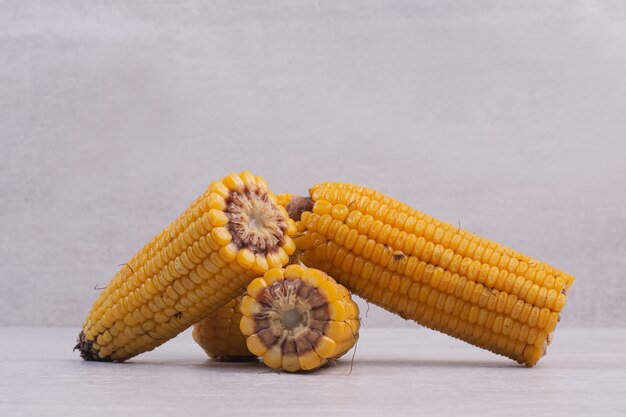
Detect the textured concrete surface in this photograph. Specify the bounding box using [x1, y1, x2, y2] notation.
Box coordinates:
[1, 1, 625, 326]
[1, 327, 625, 417]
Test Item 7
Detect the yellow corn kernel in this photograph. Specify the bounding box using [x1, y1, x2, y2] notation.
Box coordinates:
[192, 297, 255, 361]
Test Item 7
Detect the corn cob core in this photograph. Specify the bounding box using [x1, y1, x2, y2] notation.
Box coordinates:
[192, 296, 256, 361]
[284, 183, 574, 366]
[240, 265, 360, 372]
[75, 171, 296, 362]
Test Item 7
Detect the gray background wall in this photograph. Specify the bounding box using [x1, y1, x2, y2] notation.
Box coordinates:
[1, 0, 625, 327]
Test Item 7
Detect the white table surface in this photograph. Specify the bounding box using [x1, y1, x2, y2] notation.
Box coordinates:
[1, 327, 624, 417]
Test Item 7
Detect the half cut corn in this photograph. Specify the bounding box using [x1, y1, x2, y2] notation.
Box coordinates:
[76, 171, 296, 362]
[240, 265, 360, 372]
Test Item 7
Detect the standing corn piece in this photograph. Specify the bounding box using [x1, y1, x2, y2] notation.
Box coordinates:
[239, 265, 360, 372]
[285, 183, 574, 366]
[192, 296, 256, 361]
[75, 171, 297, 362]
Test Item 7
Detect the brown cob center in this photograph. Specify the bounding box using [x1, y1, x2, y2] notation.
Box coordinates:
[252, 280, 329, 354]
[281, 309, 304, 330]
[284, 195, 314, 221]
[226, 191, 287, 254]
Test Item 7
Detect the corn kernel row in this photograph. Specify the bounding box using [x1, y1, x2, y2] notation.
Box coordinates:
[192, 296, 255, 361]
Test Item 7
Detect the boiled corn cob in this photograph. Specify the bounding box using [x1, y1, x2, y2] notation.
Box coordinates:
[240, 265, 360, 372]
[192, 296, 255, 361]
[75, 171, 296, 362]
[285, 183, 574, 366]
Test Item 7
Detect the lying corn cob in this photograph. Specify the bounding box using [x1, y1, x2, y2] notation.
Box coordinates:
[192, 296, 255, 361]
[75, 171, 296, 362]
[239, 265, 360, 372]
[284, 183, 574, 366]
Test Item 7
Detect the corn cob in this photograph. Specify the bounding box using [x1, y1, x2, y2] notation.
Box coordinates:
[192, 296, 255, 361]
[284, 183, 574, 366]
[75, 171, 296, 362]
[239, 265, 360, 372]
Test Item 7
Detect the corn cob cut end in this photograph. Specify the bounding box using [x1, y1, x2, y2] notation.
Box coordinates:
[78, 171, 296, 362]
[240, 266, 359, 372]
